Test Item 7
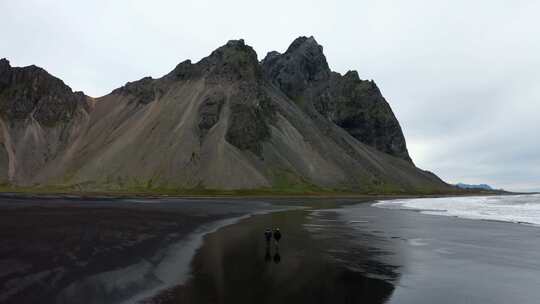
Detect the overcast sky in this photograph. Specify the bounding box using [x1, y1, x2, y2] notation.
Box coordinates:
[1, 0, 538, 191]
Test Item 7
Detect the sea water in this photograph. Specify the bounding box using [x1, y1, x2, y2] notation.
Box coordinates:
[373, 194, 540, 226]
[334, 194, 540, 303]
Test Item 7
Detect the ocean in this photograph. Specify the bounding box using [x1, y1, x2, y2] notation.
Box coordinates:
[304, 194, 540, 303]
[373, 194, 540, 226]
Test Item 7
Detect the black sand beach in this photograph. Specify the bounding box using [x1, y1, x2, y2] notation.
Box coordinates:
[2, 196, 540, 303]
[150, 198, 540, 304]
[0, 196, 281, 303]
[150, 208, 394, 304]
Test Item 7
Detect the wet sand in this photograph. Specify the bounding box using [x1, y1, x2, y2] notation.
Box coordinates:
[150, 199, 540, 304]
[336, 203, 540, 304]
[0, 196, 281, 303]
[3, 196, 539, 303]
[150, 208, 394, 304]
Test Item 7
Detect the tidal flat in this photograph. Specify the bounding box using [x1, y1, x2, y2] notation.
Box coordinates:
[1, 195, 539, 304]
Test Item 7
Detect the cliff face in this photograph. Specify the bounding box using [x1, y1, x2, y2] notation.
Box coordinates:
[0, 58, 90, 184]
[0, 38, 450, 193]
[0, 58, 88, 125]
[261, 37, 411, 162]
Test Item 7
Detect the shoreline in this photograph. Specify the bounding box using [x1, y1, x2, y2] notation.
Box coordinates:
[120, 206, 299, 304]
[56, 215, 254, 304]
[122, 215, 252, 304]
[3, 194, 538, 303]
[147, 195, 540, 304]
[0, 198, 283, 303]
[0, 189, 517, 202]
[149, 204, 395, 303]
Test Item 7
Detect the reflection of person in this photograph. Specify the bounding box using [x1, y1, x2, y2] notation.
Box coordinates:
[273, 249, 281, 264]
[264, 228, 272, 244]
[265, 245, 272, 262]
[273, 228, 282, 245]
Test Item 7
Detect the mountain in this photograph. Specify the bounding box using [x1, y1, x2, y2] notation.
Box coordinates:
[261, 37, 411, 162]
[455, 183, 494, 190]
[0, 37, 452, 194]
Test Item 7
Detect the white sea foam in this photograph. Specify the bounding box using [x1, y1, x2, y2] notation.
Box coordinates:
[373, 194, 540, 226]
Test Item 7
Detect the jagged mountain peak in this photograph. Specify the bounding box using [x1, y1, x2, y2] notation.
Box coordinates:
[116, 39, 264, 104]
[262, 36, 331, 99]
[164, 39, 264, 85]
[0, 59, 88, 125]
[0, 39, 448, 192]
[261, 37, 412, 162]
[1, 59, 68, 88]
[286, 36, 323, 53]
[167, 37, 328, 87]
[198, 39, 262, 81]
[208, 39, 256, 59]
[261, 51, 281, 63]
[343, 70, 360, 80]
[283, 36, 330, 78]
[0, 58, 10, 70]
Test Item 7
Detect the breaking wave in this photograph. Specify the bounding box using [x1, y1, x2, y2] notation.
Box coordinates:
[373, 194, 540, 226]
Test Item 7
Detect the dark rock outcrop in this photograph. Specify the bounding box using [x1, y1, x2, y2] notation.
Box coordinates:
[262, 36, 330, 99]
[198, 92, 225, 141]
[111, 76, 159, 104]
[0, 58, 88, 126]
[200, 39, 263, 83]
[167, 60, 197, 80]
[225, 84, 275, 156]
[262, 37, 412, 162]
[169, 40, 275, 154]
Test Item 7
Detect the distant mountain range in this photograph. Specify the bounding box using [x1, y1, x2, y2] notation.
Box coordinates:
[0, 36, 453, 194]
[455, 183, 494, 190]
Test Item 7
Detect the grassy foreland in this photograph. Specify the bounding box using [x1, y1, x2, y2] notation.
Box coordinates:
[0, 182, 508, 199]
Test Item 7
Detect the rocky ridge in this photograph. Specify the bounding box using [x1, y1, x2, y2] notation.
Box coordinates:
[262, 36, 411, 162]
[0, 37, 450, 193]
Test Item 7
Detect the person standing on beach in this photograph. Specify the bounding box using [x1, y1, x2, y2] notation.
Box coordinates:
[273, 228, 282, 245]
[264, 228, 272, 244]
